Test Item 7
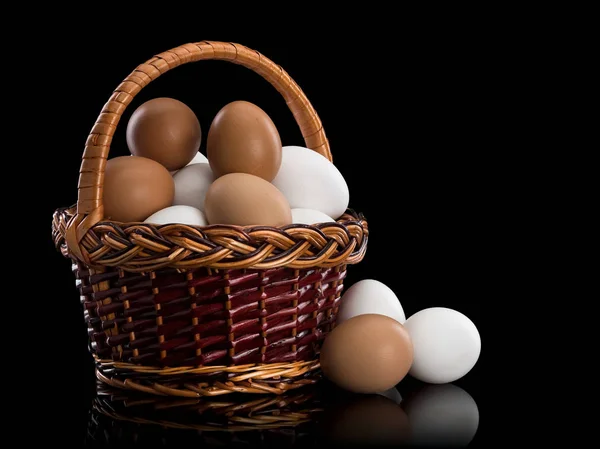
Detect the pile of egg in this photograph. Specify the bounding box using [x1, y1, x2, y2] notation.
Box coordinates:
[320, 279, 481, 393]
[103, 97, 348, 227]
[104, 97, 480, 394]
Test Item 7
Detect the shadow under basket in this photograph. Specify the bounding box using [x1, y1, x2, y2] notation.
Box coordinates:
[52, 41, 368, 397]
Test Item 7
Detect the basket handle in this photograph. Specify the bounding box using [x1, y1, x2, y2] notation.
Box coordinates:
[65, 41, 331, 263]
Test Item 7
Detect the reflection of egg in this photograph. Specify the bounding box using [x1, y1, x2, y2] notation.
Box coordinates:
[207, 101, 282, 181]
[204, 173, 292, 226]
[403, 384, 479, 447]
[377, 387, 403, 404]
[323, 394, 411, 446]
[291, 208, 334, 225]
[172, 163, 214, 212]
[144, 205, 207, 226]
[405, 307, 481, 384]
[337, 279, 406, 326]
[272, 146, 349, 219]
[320, 314, 414, 393]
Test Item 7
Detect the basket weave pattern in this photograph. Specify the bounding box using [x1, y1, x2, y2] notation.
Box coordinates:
[53, 41, 368, 395]
[76, 260, 346, 367]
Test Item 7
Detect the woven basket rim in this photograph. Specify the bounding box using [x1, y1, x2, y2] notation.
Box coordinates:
[53, 206, 368, 272]
[55, 205, 367, 231]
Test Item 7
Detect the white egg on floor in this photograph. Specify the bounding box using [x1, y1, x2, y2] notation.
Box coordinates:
[291, 208, 334, 225]
[337, 279, 406, 325]
[272, 146, 349, 219]
[144, 205, 207, 226]
[172, 163, 214, 212]
[403, 384, 479, 447]
[404, 307, 481, 384]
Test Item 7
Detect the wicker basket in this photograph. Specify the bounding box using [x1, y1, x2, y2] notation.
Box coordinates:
[52, 41, 368, 397]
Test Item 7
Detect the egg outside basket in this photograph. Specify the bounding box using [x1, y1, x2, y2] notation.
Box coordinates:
[52, 41, 368, 397]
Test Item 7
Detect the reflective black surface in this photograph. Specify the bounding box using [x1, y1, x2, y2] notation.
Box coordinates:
[83, 375, 480, 448]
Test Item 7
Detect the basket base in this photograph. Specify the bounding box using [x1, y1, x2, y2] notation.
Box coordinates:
[96, 358, 322, 396]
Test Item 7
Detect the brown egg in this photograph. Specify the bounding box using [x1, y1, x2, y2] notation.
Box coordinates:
[103, 156, 175, 222]
[204, 173, 292, 226]
[207, 101, 282, 181]
[126, 98, 201, 171]
[320, 314, 414, 393]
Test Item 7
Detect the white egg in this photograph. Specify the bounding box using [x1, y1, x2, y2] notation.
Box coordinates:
[404, 384, 479, 447]
[144, 205, 207, 226]
[172, 163, 214, 212]
[272, 146, 349, 219]
[337, 279, 406, 325]
[291, 208, 334, 225]
[170, 152, 209, 175]
[186, 151, 209, 166]
[404, 307, 481, 384]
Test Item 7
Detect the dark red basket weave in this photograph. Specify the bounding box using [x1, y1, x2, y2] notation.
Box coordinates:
[52, 41, 368, 396]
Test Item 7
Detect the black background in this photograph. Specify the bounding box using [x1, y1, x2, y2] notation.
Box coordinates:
[39, 31, 483, 447]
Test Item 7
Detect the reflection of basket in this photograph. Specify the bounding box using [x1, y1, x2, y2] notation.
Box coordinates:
[87, 383, 324, 446]
[52, 41, 368, 396]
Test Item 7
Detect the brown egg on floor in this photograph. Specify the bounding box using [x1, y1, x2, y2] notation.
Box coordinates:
[103, 156, 174, 223]
[320, 314, 414, 394]
[126, 97, 201, 171]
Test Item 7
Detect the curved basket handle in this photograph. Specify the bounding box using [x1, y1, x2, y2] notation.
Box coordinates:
[65, 41, 331, 263]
